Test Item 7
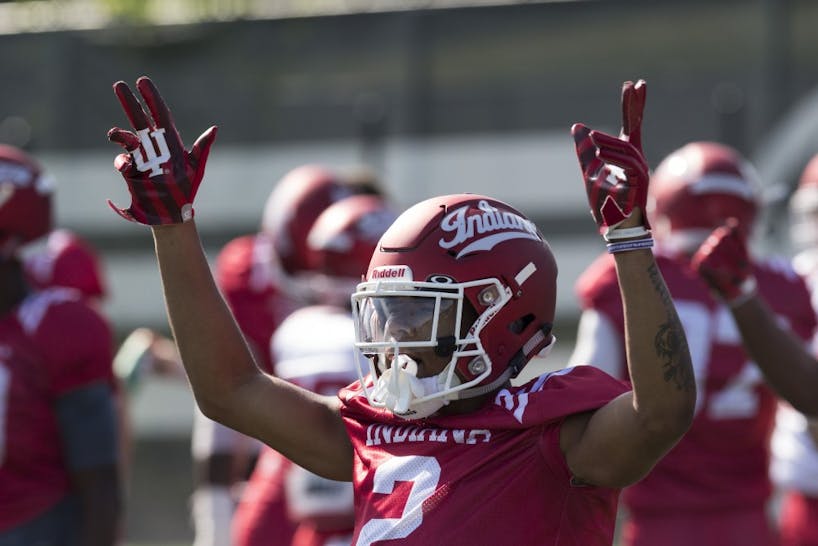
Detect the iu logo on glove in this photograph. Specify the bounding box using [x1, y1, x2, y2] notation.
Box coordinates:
[132, 128, 171, 177]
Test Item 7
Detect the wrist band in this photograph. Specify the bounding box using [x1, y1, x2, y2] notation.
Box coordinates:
[606, 238, 654, 253]
[604, 226, 651, 241]
[727, 277, 758, 308]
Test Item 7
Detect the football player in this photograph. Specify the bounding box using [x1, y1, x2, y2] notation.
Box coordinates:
[696, 153, 818, 546]
[105, 75, 694, 545]
[570, 141, 817, 546]
[21, 227, 146, 488]
[0, 144, 122, 545]
[237, 194, 397, 546]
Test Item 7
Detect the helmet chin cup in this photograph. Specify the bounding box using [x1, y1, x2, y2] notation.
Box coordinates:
[369, 354, 456, 420]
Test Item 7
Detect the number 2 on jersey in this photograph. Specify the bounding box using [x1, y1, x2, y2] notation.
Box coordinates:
[356, 455, 441, 546]
[676, 302, 763, 419]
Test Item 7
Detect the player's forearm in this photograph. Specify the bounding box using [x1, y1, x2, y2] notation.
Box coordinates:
[731, 295, 818, 416]
[151, 221, 259, 414]
[615, 249, 695, 441]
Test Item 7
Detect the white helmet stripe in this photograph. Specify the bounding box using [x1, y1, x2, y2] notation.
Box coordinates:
[690, 174, 755, 200]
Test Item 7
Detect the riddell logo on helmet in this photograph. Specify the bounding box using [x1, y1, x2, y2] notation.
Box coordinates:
[370, 266, 412, 280]
[439, 200, 541, 258]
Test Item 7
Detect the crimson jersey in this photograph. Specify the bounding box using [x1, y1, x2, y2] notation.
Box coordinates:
[0, 288, 114, 530]
[576, 251, 817, 515]
[339, 366, 629, 546]
[215, 234, 298, 373]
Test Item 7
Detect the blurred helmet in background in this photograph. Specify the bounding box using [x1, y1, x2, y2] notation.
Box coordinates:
[261, 165, 355, 275]
[648, 141, 759, 255]
[302, 194, 398, 307]
[306, 194, 397, 279]
[24, 229, 107, 299]
[0, 144, 53, 257]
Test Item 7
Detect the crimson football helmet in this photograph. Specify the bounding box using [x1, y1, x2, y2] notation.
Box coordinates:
[647, 141, 759, 254]
[0, 144, 52, 256]
[306, 194, 397, 279]
[24, 229, 107, 299]
[261, 165, 355, 275]
[351, 194, 557, 418]
[789, 153, 818, 252]
[301, 194, 397, 307]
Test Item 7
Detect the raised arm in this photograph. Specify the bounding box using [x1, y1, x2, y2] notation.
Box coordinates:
[106, 77, 351, 479]
[561, 80, 695, 488]
[692, 219, 818, 416]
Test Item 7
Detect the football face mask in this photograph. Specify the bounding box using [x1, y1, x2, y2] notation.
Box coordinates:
[352, 283, 489, 419]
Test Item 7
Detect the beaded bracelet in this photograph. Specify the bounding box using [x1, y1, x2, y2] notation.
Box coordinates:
[606, 238, 654, 254]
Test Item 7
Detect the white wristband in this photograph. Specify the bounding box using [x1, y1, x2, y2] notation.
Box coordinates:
[604, 226, 652, 241]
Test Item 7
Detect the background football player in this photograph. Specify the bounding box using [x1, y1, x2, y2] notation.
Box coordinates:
[239, 194, 397, 546]
[0, 144, 122, 546]
[694, 152, 818, 546]
[570, 141, 816, 546]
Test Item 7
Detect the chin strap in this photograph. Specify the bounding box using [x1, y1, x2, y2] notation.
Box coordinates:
[457, 366, 517, 400]
[457, 330, 557, 400]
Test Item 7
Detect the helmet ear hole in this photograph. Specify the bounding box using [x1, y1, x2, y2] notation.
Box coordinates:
[509, 313, 535, 335]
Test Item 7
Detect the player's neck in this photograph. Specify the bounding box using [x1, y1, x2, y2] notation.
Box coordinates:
[438, 391, 496, 416]
[0, 259, 28, 314]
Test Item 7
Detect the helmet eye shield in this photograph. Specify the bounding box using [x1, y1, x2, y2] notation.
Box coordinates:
[361, 294, 458, 347]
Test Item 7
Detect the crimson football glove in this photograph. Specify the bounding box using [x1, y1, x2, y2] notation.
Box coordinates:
[691, 218, 757, 306]
[107, 76, 217, 225]
[572, 80, 650, 235]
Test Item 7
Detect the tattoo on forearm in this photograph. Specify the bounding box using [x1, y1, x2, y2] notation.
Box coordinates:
[648, 263, 694, 392]
[655, 323, 693, 391]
